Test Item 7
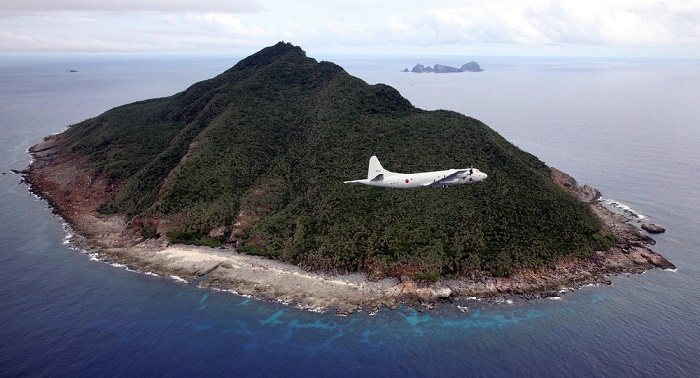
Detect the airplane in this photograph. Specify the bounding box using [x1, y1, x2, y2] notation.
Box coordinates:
[344, 155, 487, 188]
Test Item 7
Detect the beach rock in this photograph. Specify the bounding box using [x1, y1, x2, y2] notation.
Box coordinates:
[642, 223, 666, 234]
[433, 286, 453, 299]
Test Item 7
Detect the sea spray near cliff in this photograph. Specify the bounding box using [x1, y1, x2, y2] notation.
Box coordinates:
[2, 55, 700, 376]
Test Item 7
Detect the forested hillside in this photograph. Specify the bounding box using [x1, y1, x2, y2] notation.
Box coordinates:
[56, 42, 603, 278]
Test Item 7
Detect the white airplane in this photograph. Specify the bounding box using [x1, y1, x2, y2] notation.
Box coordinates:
[344, 155, 487, 188]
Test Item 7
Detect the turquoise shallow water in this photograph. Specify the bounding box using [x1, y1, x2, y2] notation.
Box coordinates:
[1, 55, 699, 376]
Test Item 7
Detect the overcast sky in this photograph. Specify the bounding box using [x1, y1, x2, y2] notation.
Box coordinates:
[2, 0, 699, 57]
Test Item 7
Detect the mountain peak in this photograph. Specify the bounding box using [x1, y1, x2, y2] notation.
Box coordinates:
[234, 41, 309, 70]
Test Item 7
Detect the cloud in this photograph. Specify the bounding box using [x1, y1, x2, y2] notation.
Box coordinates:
[0, 11, 274, 52]
[0, 0, 264, 13]
[0, 0, 698, 56]
[385, 0, 700, 48]
[184, 13, 271, 36]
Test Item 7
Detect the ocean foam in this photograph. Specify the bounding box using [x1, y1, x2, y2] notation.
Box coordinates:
[600, 197, 647, 220]
[208, 286, 254, 298]
[492, 298, 514, 305]
[169, 275, 187, 283]
[276, 298, 292, 306]
[109, 264, 140, 274]
[61, 223, 74, 244]
[295, 304, 327, 313]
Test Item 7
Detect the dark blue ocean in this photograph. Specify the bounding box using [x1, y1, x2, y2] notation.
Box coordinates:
[1, 53, 699, 376]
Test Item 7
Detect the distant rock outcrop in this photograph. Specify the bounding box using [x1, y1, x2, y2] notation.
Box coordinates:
[410, 64, 431, 73]
[433, 64, 462, 73]
[407, 62, 484, 73]
[460, 62, 484, 72]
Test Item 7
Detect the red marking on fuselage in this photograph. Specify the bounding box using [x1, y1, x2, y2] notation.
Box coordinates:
[405, 179, 409, 184]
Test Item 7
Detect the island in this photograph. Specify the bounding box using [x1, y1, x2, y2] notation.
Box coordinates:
[24, 42, 673, 314]
[404, 62, 484, 73]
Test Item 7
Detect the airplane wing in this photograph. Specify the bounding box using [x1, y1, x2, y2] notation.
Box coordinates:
[423, 169, 470, 187]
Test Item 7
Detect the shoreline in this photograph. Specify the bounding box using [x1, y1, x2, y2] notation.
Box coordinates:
[24, 135, 676, 314]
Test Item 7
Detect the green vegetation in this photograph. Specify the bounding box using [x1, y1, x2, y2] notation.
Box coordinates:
[415, 271, 442, 282]
[167, 229, 224, 248]
[591, 233, 618, 252]
[55, 42, 604, 278]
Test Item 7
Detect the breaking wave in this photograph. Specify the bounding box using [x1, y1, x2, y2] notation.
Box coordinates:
[599, 197, 647, 220]
[169, 275, 187, 283]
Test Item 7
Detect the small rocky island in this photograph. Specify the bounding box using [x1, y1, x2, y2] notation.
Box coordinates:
[24, 42, 673, 314]
[404, 62, 484, 73]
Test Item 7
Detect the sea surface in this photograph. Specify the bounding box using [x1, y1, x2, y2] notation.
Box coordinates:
[1, 53, 699, 376]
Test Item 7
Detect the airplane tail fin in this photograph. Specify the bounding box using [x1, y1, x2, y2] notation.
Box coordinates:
[368, 155, 391, 179]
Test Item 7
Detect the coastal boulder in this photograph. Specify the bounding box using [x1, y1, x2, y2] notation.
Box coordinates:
[642, 223, 666, 234]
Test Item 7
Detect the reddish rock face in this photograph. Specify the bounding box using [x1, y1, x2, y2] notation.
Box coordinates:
[26, 135, 141, 248]
[550, 167, 601, 203]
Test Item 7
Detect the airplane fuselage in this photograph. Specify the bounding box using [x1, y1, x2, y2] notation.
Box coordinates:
[356, 169, 486, 188]
[344, 156, 487, 189]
